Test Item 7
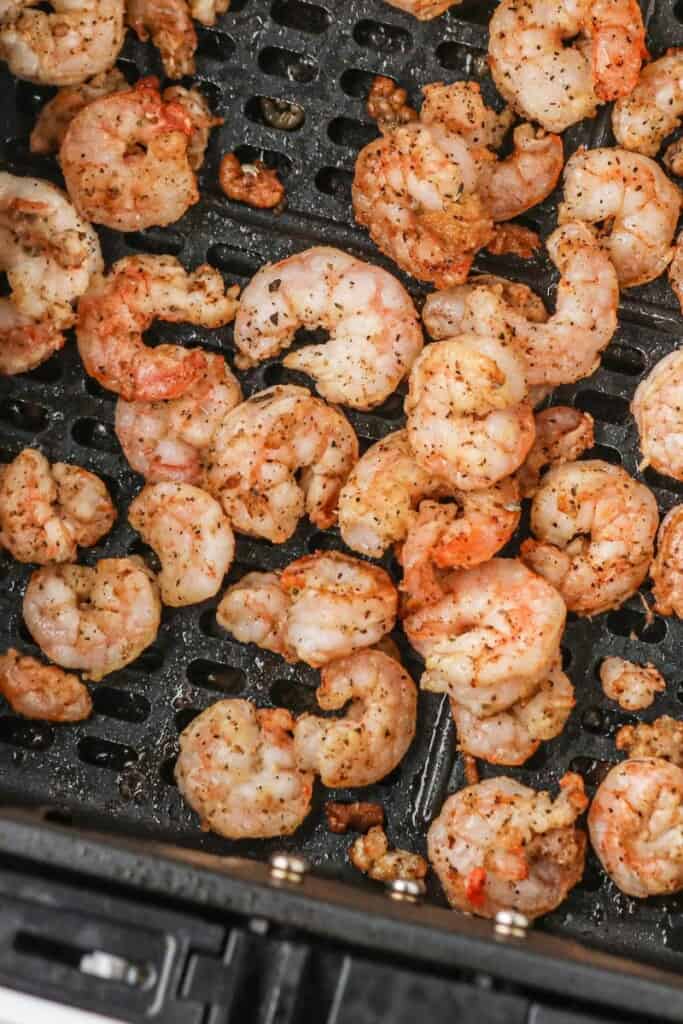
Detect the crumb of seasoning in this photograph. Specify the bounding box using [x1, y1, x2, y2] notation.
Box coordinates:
[486, 222, 541, 260]
[349, 825, 428, 882]
[367, 76, 417, 132]
[324, 800, 385, 834]
[219, 153, 286, 211]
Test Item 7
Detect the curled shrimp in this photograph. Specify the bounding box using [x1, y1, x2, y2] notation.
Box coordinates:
[633, 349, 683, 482]
[115, 353, 242, 484]
[521, 460, 658, 615]
[489, 0, 647, 133]
[589, 758, 683, 897]
[0, 449, 115, 564]
[651, 505, 683, 617]
[293, 649, 417, 787]
[403, 558, 566, 717]
[0, 0, 124, 85]
[423, 222, 619, 390]
[128, 483, 234, 607]
[233, 247, 423, 410]
[405, 335, 535, 491]
[616, 715, 683, 764]
[217, 552, 398, 668]
[175, 699, 313, 839]
[0, 648, 92, 722]
[518, 406, 595, 499]
[127, 0, 197, 78]
[452, 660, 575, 767]
[559, 147, 681, 288]
[30, 68, 128, 155]
[612, 50, 683, 159]
[204, 385, 358, 543]
[382, 0, 460, 17]
[23, 556, 161, 681]
[600, 657, 665, 711]
[76, 254, 238, 401]
[428, 773, 587, 919]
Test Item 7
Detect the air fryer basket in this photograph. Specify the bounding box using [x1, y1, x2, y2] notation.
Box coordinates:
[2, 0, 683, 1007]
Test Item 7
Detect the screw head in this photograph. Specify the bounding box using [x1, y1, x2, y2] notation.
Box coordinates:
[269, 852, 309, 884]
[493, 909, 529, 939]
[385, 877, 426, 903]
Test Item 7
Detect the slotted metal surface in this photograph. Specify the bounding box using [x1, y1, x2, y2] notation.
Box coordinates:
[2, 0, 683, 976]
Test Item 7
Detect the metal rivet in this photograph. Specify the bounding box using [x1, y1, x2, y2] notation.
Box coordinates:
[385, 877, 426, 904]
[269, 852, 309, 884]
[493, 910, 529, 939]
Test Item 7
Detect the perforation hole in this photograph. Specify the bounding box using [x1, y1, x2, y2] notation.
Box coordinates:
[258, 46, 317, 83]
[14, 80, 53, 116]
[20, 352, 63, 384]
[207, 244, 265, 278]
[196, 27, 236, 61]
[315, 166, 353, 201]
[328, 116, 377, 149]
[0, 717, 53, 751]
[199, 607, 224, 638]
[606, 607, 666, 644]
[450, 0, 498, 24]
[568, 755, 612, 790]
[0, 399, 49, 434]
[71, 418, 121, 454]
[642, 466, 683, 496]
[127, 230, 184, 256]
[246, 96, 305, 132]
[581, 707, 608, 735]
[127, 643, 165, 673]
[436, 42, 486, 72]
[584, 445, 622, 465]
[271, 0, 331, 33]
[270, 678, 316, 713]
[307, 529, 345, 553]
[186, 659, 245, 693]
[78, 736, 138, 771]
[92, 687, 150, 724]
[160, 756, 178, 786]
[573, 391, 630, 424]
[175, 707, 202, 732]
[340, 68, 387, 98]
[233, 144, 292, 178]
[561, 645, 572, 670]
[353, 19, 412, 54]
[84, 376, 115, 401]
[601, 343, 646, 376]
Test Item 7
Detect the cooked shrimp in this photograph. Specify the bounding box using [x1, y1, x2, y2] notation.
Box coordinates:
[521, 461, 658, 615]
[651, 505, 683, 617]
[600, 657, 665, 711]
[189, 0, 229, 24]
[616, 716, 683, 764]
[163, 85, 222, 170]
[518, 407, 595, 499]
[216, 571, 294, 660]
[670, 234, 683, 312]
[559, 147, 681, 288]
[76, 254, 238, 401]
[350, 826, 428, 882]
[0, 309, 64, 376]
[233, 247, 423, 410]
[204, 385, 357, 543]
[382, 0, 459, 18]
[423, 222, 619, 390]
[489, 0, 647, 133]
[405, 336, 535, 491]
[60, 77, 208, 232]
[126, 0, 197, 78]
[403, 558, 566, 717]
[30, 68, 128, 155]
[589, 758, 683, 897]
[632, 350, 683, 481]
[0, 0, 124, 85]
[294, 650, 417, 787]
[428, 773, 587, 918]
[23, 557, 161, 681]
[0, 648, 91, 722]
[115, 353, 241, 484]
[175, 699, 313, 839]
[612, 50, 683, 158]
[128, 483, 234, 607]
[0, 449, 115, 564]
[452, 660, 575, 767]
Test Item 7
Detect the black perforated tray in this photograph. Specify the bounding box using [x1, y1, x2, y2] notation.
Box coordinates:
[2, 0, 683, 981]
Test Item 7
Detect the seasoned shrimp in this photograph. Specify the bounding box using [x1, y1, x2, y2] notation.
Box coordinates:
[0, 449, 115, 564]
[0, 311, 63, 376]
[518, 407, 595, 499]
[115, 353, 241, 484]
[383, 0, 459, 18]
[423, 223, 619, 390]
[233, 248, 423, 410]
[163, 85, 222, 170]
[60, 77, 209, 231]
[23, 557, 161, 681]
[217, 552, 398, 667]
[489, 0, 647, 133]
[30, 68, 128, 155]
[521, 461, 658, 615]
[613, 50, 683, 158]
[204, 385, 358, 543]
[600, 657, 665, 711]
[0, 648, 91, 722]
[651, 505, 683, 617]
[670, 234, 683, 312]
[0, 0, 124, 85]
[452, 660, 575, 767]
[633, 350, 683, 481]
[128, 483, 234, 607]
[350, 827, 428, 882]
[294, 650, 417, 788]
[589, 758, 683, 897]
[428, 773, 587, 918]
[77, 254, 238, 401]
[559, 148, 681, 288]
[189, 0, 229, 24]
[175, 699, 313, 839]
[403, 558, 566, 717]
[126, 0, 197, 78]
[405, 336, 535, 490]
[616, 715, 683, 764]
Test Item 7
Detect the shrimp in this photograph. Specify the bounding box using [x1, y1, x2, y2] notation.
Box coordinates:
[558, 148, 681, 288]
[616, 716, 683, 764]
[521, 461, 658, 616]
[632, 350, 683, 482]
[517, 407, 595, 499]
[600, 657, 665, 711]
[452, 660, 575, 767]
[428, 773, 588, 919]
[115, 353, 242, 484]
[203, 385, 358, 543]
[0, 311, 64, 376]
[488, 0, 647, 133]
[128, 483, 234, 607]
[402, 558, 566, 718]
[650, 505, 683, 617]
[423, 222, 619, 390]
[217, 552, 398, 668]
[589, 758, 683, 897]
[163, 85, 222, 170]
[76, 254, 239, 401]
[350, 827, 428, 882]
[126, 0, 197, 79]
[30, 68, 128, 155]
[612, 50, 683, 158]
[233, 247, 423, 410]
[670, 234, 683, 313]
[188, 0, 229, 24]
[382, 0, 459, 18]
[405, 336, 535, 491]
[175, 699, 313, 839]
[0, 648, 92, 722]
[293, 650, 417, 788]
[22, 557, 161, 681]
[59, 77, 211, 232]
[0, 0, 124, 86]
